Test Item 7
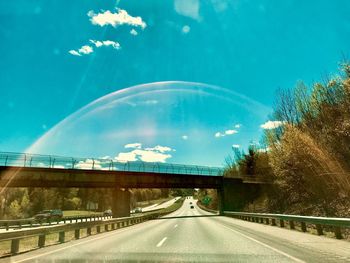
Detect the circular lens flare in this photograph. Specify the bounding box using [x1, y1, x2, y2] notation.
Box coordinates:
[27, 81, 270, 166]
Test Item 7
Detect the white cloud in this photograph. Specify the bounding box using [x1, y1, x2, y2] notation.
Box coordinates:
[232, 144, 240, 149]
[182, 25, 191, 34]
[182, 135, 188, 140]
[115, 144, 173, 163]
[69, 50, 82, 56]
[215, 132, 224, 138]
[125, 143, 142, 149]
[69, 40, 121, 57]
[75, 159, 102, 169]
[215, 129, 238, 138]
[145, 145, 173, 153]
[260, 120, 284, 130]
[79, 45, 93, 55]
[69, 45, 93, 56]
[88, 9, 146, 29]
[225, 129, 238, 135]
[234, 124, 241, 128]
[133, 149, 171, 163]
[90, 39, 121, 49]
[130, 28, 138, 36]
[115, 152, 138, 162]
[174, 0, 200, 20]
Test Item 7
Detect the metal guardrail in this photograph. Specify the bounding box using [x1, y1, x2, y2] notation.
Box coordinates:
[0, 152, 223, 176]
[0, 200, 184, 256]
[0, 214, 111, 231]
[224, 211, 350, 239]
[196, 201, 218, 214]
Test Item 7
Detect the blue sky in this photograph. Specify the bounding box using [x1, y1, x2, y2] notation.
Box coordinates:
[1, 0, 350, 166]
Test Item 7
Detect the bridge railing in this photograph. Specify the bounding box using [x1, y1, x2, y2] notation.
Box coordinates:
[224, 211, 350, 239]
[0, 152, 223, 176]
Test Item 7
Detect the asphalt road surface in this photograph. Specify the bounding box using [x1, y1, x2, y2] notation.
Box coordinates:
[141, 197, 180, 212]
[2, 197, 350, 263]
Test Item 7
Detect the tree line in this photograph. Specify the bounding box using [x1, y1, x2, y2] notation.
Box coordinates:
[224, 62, 350, 217]
[0, 187, 170, 219]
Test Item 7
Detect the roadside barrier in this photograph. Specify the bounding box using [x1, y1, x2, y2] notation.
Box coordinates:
[0, 199, 184, 256]
[0, 215, 112, 231]
[225, 211, 350, 239]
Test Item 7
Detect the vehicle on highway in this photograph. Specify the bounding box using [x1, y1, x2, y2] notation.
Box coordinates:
[103, 209, 112, 216]
[134, 207, 142, 213]
[34, 209, 63, 222]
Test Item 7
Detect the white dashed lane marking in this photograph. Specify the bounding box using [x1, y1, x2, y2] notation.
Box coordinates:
[156, 237, 167, 247]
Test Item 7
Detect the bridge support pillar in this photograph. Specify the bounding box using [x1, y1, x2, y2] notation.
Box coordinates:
[112, 188, 130, 218]
[217, 187, 224, 215]
[220, 178, 261, 212]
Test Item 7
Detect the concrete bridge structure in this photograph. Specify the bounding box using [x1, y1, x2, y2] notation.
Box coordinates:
[0, 152, 266, 218]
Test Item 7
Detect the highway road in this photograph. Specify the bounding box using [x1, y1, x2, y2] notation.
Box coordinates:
[2, 197, 350, 263]
[141, 197, 180, 212]
[0, 197, 180, 234]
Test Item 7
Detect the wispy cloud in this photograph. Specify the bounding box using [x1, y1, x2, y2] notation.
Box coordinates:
[69, 8, 143, 58]
[182, 135, 188, 140]
[145, 145, 174, 153]
[88, 9, 146, 29]
[115, 143, 174, 163]
[69, 40, 120, 56]
[130, 28, 138, 36]
[68, 50, 82, 56]
[124, 142, 142, 149]
[214, 125, 240, 138]
[90, 40, 120, 49]
[69, 45, 93, 56]
[232, 144, 240, 149]
[260, 120, 284, 129]
[225, 129, 238, 135]
[215, 132, 225, 138]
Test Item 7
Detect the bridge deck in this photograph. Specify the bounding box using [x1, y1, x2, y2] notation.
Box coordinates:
[0, 152, 266, 188]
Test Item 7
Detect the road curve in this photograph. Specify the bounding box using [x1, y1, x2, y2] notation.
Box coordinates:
[2, 197, 350, 263]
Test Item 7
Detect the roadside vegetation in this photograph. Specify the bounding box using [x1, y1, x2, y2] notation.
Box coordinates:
[0, 188, 171, 219]
[223, 62, 350, 217]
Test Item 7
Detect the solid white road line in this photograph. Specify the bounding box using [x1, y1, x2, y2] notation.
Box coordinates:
[156, 237, 167, 247]
[218, 223, 305, 263]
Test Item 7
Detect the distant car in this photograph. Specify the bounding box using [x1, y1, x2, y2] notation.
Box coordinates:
[34, 209, 63, 221]
[103, 209, 112, 216]
[190, 205, 194, 209]
[134, 207, 142, 213]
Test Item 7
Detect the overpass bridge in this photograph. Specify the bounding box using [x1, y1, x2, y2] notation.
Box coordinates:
[0, 152, 266, 217]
